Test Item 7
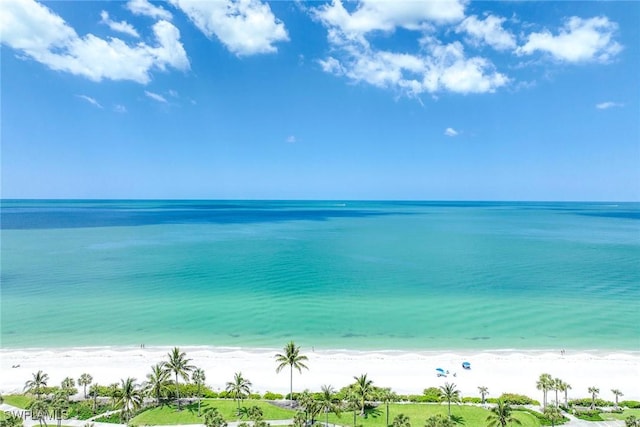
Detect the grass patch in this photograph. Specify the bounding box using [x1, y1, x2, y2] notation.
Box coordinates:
[2, 395, 34, 409]
[600, 408, 640, 421]
[94, 413, 123, 424]
[131, 399, 296, 426]
[324, 403, 540, 427]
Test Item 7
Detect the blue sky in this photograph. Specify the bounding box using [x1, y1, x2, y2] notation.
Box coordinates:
[1, 0, 639, 201]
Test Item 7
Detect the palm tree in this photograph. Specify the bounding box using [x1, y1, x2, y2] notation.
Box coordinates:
[299, 390, 321, 425]
[588, 386, 599, 410]
[275, 341, 309, 404]
[226, 372, 252, 409]
[108, 383, 120, 408]
[536, 373, 553, 409]
[88, 384, 99, 414]
[555, 381, 569, 408]
[378, 387, 397, 427]
[612, 389, 623, 409]
[192, 368, 206, 416]
[543, 406, 563, 427]
[24, 370, 49, 400]
[319, 385, 341, 427]
[392, 414, 410, 427]
[293, 411, 306, 427]
[626, 415, 640, 427]
[51, 391, 69, 427]
[164, 347, 195, 409]
[78, 374, 93, 399]
[478, 386, 489, 404]
[345, 388, 360, 427]
[353, 374, 374, 417]
[486, 400, 522, 427]
[144, 363, 171, 406]
[562, 382, 571, 408]
[438, 382, 460, 419]
[30, 399, 50, 427]
[117, 378, 143, 423]
[204, 408, 227, 427]
[61, 377, 76, 396]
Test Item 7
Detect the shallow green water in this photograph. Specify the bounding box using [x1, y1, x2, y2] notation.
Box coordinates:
[1, 200, 638, 350]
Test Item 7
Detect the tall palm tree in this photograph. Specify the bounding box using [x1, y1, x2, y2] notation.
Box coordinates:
[192, 368, 206, 416]
[478, 386, 489, 404]
[89, 384, 99, 414]
[378, 387, 397, 427]
[552, 378, 564, 408]
[562, 382, 571, 408]
[588, 386, 599, 410]
[345, 388, 360, 427]
[24, 371, 49, 400]
[392, 414, 410, 427]
[438, 383, 460, 419]
[51, 391, 69, 427]
[78, 374, 93, 399]
[353, 374, 374, 417]
[144, 363, 171, 406]
[299, 390, 321, 425]
[108, 383, 120, 408]
[117, 378, 143, 423]
[164, 347, 195, 409]
[486, 400, 522, 427]
[536, 373, 553, 409]
[275, 341, 309, 404]
[30, 399, 50, 427]
[204, 408, 227, 427]
[319, 385, 341, 427]
[612, 389, 623, 409]
[555, 381, 569, 408]
[225, 372, 252, 409]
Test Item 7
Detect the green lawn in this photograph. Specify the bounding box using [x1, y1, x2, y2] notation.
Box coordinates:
[600, 408, 640, 421]
[131, 399, 296, 426]
[324, 403, 540, 427]
[132, 401, 542, 427]
[1, 395, 33, 409]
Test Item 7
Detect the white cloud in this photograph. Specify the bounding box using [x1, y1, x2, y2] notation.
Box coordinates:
[456, 15, 516, 51]
[145, 90, 168, 103]
[0, 0, 189, 84]
[313, 0, 465, 40]
[114, 104, 128, 113]
[77, 95, 102, 108]
[100, 11, 140, 38]
[170, 0, 289, 56]
[286, 135, 297, 143]
[126, 0, 172, 20]
[596, 101, 623, 110]
[444, 127, 458, 137]
[313, 0, 508, 96]
[517, 16, 622, 63]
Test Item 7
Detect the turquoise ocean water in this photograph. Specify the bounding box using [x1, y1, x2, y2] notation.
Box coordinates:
[1, 200, 638, 350]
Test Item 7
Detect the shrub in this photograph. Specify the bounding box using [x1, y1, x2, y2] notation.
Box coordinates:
[496, 393, 539, 406]
[518, 408, 569, 426]
[249, 393, 261, 400]
[573, 409, 603, 421]
[421, 387, 442, 403]
[461, 397, 482, 404]
[263, 392, 284, 400]
[94, 413, 122, 424]
[66, 401, 94, 420]
[569, 398, 613, 408]
[621, 400, 640, 409]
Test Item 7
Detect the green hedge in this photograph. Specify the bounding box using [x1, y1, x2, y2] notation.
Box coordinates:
[486, 394, 539, 406]
[569, 398, 614, 408]
[573, 409, 604, 421]
[621, 401, 640, 409]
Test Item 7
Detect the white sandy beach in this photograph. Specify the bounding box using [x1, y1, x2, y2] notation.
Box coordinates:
[1, 347, 639, 403]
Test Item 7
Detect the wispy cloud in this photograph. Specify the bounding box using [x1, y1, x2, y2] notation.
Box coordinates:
[444, 127, 459, 137]
[596, 101, 623, 110]
[77, 95, 102, 108]
[286, 135, 297, 143]
[100, 11, 140, 38]
[145, 90, 168, 103]
[114, 104, 127, 113]
[126, 0, 172, 20]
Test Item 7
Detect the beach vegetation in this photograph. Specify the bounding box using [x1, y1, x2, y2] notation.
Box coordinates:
[516, 408, 568, 426]
[164, 347, 196, 410]
[486, 400, 522, 427]
[377, 387, 397, 427]
[536, 374, 553, 410]
[612, 389, 624, 409]
[487, 394, 539, 406]
[203, 408, 227, 427]
[192, 368, 206, 416]
[572, 409, 603, 421]
[225, 372, 252, 410]
[24, 371, 49, 400]
[77, 374, 93, 400]
[0, 412, 24, 427]
[567, 397, 613, 408]
[624, 415, 640, 427]
[352, 374, 375, 417]
[420, 388, 442, 403]
[144, 363, 171, 406]
[392, 413, 410, 427]
[478, 387, 489, 405]
[275, 341, 309, 406]
[587, 386, 600, 410]
[424, 414, 455, 427]
[30, 399, 50, 427]
[1, 395, 33, 409]
[621, 401, 640, 409]
[263, 392, 284, 400]
[542, 406, 563, 426]
[116, 377, 143, 423]
[94, 413, 121, 424]
[319, 385, 342, 427]
[438, 383, 460, 419]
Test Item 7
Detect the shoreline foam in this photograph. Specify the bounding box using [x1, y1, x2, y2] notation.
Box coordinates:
[2, 346, 639, 402]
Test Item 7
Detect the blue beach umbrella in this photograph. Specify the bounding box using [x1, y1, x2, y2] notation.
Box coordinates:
[462, 361, 471, 369]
